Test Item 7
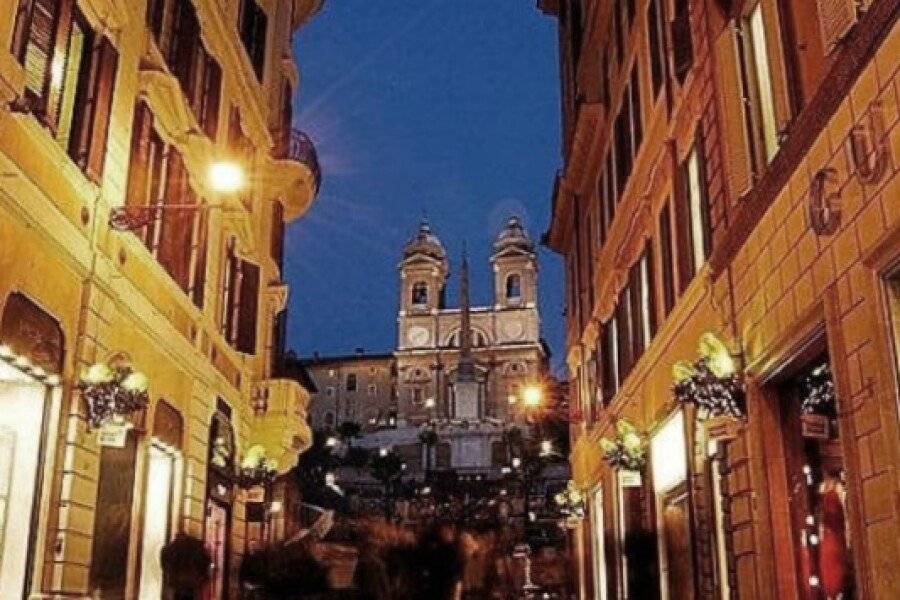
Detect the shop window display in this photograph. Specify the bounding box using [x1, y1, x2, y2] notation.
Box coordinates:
[781, 360, 855, 600]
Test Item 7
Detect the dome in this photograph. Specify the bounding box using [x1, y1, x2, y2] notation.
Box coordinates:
[493, 216, 534, 254]
[402, 220, 446, 261]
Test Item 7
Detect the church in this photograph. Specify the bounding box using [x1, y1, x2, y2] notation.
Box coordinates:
[300, 216, 548, 479]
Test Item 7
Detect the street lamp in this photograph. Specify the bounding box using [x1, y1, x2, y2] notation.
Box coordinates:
[207, 160, 245, 194]
[522, 384, 542, 408]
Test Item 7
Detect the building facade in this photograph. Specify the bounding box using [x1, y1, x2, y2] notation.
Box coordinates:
[302, 351, 396, 432]
[300, 218, 549, 479]
[0, 0, 322, 597]
[543, 0, 898, 599]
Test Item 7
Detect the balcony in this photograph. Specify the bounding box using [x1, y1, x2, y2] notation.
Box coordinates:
[267, 128, 322, 220]
[248, 378, 313, 474]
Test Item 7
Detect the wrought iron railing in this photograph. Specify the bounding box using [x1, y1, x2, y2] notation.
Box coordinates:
[275, 129, 322, 193]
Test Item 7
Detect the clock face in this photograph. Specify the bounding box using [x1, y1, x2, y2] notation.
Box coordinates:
[502, 319, 525, 341]
[407, 326, 430, 347]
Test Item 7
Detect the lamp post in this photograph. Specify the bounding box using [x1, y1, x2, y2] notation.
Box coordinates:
[108, 159, 247, 231]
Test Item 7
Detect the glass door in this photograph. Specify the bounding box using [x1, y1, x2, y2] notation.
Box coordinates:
[203, 502, 229, 600]
[138, 443, 182, 598]
[0, 371, 47, 599]
[590, 486, 608, 600]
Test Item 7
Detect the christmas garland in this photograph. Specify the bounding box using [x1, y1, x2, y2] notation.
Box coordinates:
[673, 333, 745, 420]
[800, 363, 836, 417]
[77, 355, 149, 429]
[599, 419, 647, 470]
[554, 480, 585, 524]
[238, 444, 278, 488]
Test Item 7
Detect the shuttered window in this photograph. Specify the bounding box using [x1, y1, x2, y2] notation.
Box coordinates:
[236, 260, 260, 354]
[671, 0, 694, 83]
[13, 0, 63, 115]
[270, 200, 285, 270]
[222, 238, 240, 342]
[124, 103, 206, 298]
[67, 29, 118, 181]
[600, 319, 618, 404]
[198, 51, 222, 138]
[716, 25, 753, 200]
[675, 137, 712, 290]
[659, 200, 676, 316]
[647, 0, 665, 99]
[239, 0, 268, 80]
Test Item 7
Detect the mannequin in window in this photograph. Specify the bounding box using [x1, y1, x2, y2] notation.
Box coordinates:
[412, 282, 428, 306]
[819, 468, 851, 599]
[505, 274, 522, 300]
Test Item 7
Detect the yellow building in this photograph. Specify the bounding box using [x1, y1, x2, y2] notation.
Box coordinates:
[0, 0, 321, 597]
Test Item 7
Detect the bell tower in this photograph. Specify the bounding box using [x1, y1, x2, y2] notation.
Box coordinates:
[398, 220, 448, 349]
[491, 216, 537, 310]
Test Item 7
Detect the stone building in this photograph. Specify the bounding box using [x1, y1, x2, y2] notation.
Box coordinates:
[542, 0, 899, 599]
[300, 217, 549, 479]
[301, 351, 396, 432]
[0, 0, 322, 597]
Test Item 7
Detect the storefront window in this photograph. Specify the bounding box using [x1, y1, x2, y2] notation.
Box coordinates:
[884, 269, 900, 414]
[651, 410, 692, 600]
[0, 293, 63, 598]
[780, 359, 856, 600]
[590, 486, 609, 600]
[138, 401, 184, 598]
[204, 402, 235, 600]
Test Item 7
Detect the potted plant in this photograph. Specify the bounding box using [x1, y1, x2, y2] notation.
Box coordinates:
[673, 332, 745, 421]
[599, 419, 647, 470]
[554, 480, 585, 528]
[77, 353, 149, 430]
[238, 444, 279, 489]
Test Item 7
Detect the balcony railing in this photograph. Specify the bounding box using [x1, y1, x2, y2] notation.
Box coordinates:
[275, 129, 322, 193]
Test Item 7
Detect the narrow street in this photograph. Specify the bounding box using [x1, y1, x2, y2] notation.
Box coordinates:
[0, 0, 898, 599]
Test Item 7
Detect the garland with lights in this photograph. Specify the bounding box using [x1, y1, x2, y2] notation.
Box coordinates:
[800, 363, 836, 417]
[672, 333, 745, 420]
[77, 355, 149, 429]
[599, 419, 647, 470]
[238, 445, 279, 489]
[554, 480, 585, 526]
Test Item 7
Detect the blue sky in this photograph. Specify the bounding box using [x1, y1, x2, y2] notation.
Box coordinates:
[285, 1, 564, 366]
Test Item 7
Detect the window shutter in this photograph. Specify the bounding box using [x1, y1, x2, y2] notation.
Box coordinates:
[124, 102, 154, 207]
[629, 264, 643, 358]
[157, 151, 195, 291]
[816, 0, 857, 53]
[201, 54, 222, 139]
[83, 36, 118, 181]
[671, 1, 694, 83]
[236, 260, 260, 354]
[42, 0, 72, 130]
[674, 160, 695, 292]
[270, 200, 285, 268]
[190, 205, 209, 308]
[759, 2, 794, 137]
[659, 201, 676, 315]
[18, 0, 66, 119]
[169, 0, 198, 93]
[716, 26, 752, 201]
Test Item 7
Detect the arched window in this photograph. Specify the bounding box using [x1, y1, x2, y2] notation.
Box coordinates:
[411, 282, 428, 306]
[506, 274, 522, 299]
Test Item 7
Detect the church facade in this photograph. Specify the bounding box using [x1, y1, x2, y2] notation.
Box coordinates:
[301, 217, 548, 478]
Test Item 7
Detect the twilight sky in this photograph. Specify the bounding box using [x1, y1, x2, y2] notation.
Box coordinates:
[285, 1, 564, 367]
